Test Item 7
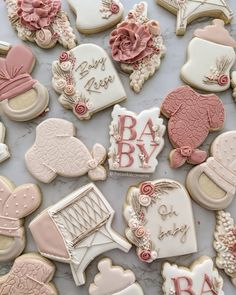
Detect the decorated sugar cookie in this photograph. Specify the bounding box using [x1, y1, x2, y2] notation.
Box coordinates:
[52, 44, 126, 120]
[25, 118, 107, 183]
[162, 256, 224, 295]
[109, 2, 166, 93]
[156, 0, 233, 36]
[161, 86, 225, 169]
[108, 105, 165, 174]
[0, 122, 10, 164]
[231, 72, 236, 100]
[0, 176, 41, 262]
[181, 19, 236, 92]
[29, 183, 131, 286]
[5, 0, 77, 49]
[186, 131, 236, 210]
[124, 179, 197, 263]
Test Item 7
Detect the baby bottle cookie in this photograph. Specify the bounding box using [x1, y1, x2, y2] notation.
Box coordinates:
[0, 122, 10, 164]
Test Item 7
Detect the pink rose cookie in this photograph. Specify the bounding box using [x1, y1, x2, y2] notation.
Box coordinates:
[124, 179, 197, 263]
[109, 2, 166, 93]
[5, 0, 77, 49]
[25, 118, 107, 183]
[186, 131, 236, 210]
[0, 122, 10, 164]
[29, 183, 131, 286]
[0, 176, 41, 262]
[161, 85, 225, 169]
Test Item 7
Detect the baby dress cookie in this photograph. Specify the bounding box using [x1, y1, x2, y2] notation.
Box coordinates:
[29, 183, 131, 286]
[155, 0, 233, 36]
[109, 2, 166, 93]
[25, 118, 107, 183]
[0, 176, 41, 262]
[52, 44, 126, 120]
[108, 105, 166, 174]
[0, 42, 49, 122]
[124, 179, 197, 263]
[162, 256, 224, 295]
[0, 122, 10, 164]
[89, 258, 144, 295]
[5, 0, 77, 49]
[186, 131, 236, 210]
[161, 85, 225, 169]
[181, 19, 236, 92]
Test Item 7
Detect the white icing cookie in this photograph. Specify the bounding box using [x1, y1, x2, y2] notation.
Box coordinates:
[108, 105, 165, 174]
[124, 179, 197, 263]
[231, 71, 236, 100]
[52, 44, 126, 120]
[89, 258, 144, 295]
[67, 0, 124, 34]
[29, 183, 131, 286]
[162, 256, 224, 295]
[0, 122, 10, 164]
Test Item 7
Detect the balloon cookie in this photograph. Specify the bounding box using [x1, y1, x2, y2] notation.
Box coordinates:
[124, 179, 197, 263]
[186, 131, 236, 210]
[67, 0, 124, 34]
[181, 19, 236, 92]
[0, 176, 41, 262]
[161, 85, 225, 169]
[29, 183, 131, 286]
[0, 122, 10, 164]
[155, 0, 233, 36]
[5, 0, 77, 49]
[109, 2, 166, 93]
[25, 118, 107, 183]
[52, 44, 126, 120]
[89, 258, 144, 295]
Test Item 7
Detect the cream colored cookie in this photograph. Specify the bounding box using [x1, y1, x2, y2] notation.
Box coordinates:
[0, 122, 10, 164]
[231, 71, 236, 100]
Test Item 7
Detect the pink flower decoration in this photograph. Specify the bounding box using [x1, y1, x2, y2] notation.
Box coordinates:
[60, 51, 69, 62]
[218, 74, 229, 86]
[110, 2, 120, 14]
[135, 226, 146, 238]
[64, 85, 75, 96]
[74, 102, 88, 116]
[139, 250, 151, 262]
[179, 146, 193, 157]
[140, 182, 155, 196]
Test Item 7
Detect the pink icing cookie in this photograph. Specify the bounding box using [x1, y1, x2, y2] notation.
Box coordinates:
[161, 85, 225, 168]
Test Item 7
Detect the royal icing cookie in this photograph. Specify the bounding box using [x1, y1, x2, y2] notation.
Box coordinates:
[181, 19, 236, 92]
[67, 0, 124, 34]
[161, 85, 225, 169]
[0, 122, 10, 164]
[155, 0, 233, 36]
[89, 258, 144, 295]
[186, 131, 236, 210]
[25, 118, 107, 183]
[162, 256, 224, 295]
[124, 179, 197, 263]
[231, 71, 236, 100]
[0, 176, 41, 262]
[5, 0, 77, 49]
[0, 42, 49, 122]
[108, 105, 165, 174]
[29, 183, 131, 286]
[109, 2, 166, 93]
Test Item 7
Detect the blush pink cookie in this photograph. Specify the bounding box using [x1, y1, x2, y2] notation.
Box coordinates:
[161, 85, 225, 169]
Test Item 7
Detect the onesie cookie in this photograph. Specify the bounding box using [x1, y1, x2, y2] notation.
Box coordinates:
[25, 118, 107, 183]
[29, 183, 131, 286]
[0, 42, 49, 122]
[108, 105, 165, 174]
[89, 258, 144, 295]
[0, 122, 10, 164]
[5, 0, 77, 49]
[161, 85, 225, 169]
[52, 44, 126, 120]
[0, 176, 41, 262]
[124, 179, 197, 263]
[186, 131, 236, 210]
[181, 19, 236, 92]
[109, 2, 166, 93]
[156, 0, 233, 36]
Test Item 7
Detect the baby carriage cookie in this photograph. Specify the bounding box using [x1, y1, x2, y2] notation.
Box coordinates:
[0, 122, 10, 164]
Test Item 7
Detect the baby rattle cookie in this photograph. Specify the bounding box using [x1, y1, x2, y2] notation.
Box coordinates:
[0, 122, 10, 164]
[29, 183, 131, 286]
[5, 0, 77, 49]
[109, 2, 166, 93]
[155, 0, 233, 36]
[124, 179, 197, 263]
[89, 258, 144, 295]
[186, 131, 236, 210]
[161, 85, 225, 169]
[181, 19, 236, 92]
[0, 176, 41, 262]
[25, 118, 107, 183]
[52, 44, 126, 120]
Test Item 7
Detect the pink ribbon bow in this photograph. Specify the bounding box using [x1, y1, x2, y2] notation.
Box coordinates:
[171, 146, 207, 168]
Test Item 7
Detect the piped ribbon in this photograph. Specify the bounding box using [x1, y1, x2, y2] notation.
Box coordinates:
[0, 215, 22, 237]
[171, 146, 207, 168]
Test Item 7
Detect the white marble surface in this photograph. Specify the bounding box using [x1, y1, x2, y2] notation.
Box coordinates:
[0, 0, 236, 294]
